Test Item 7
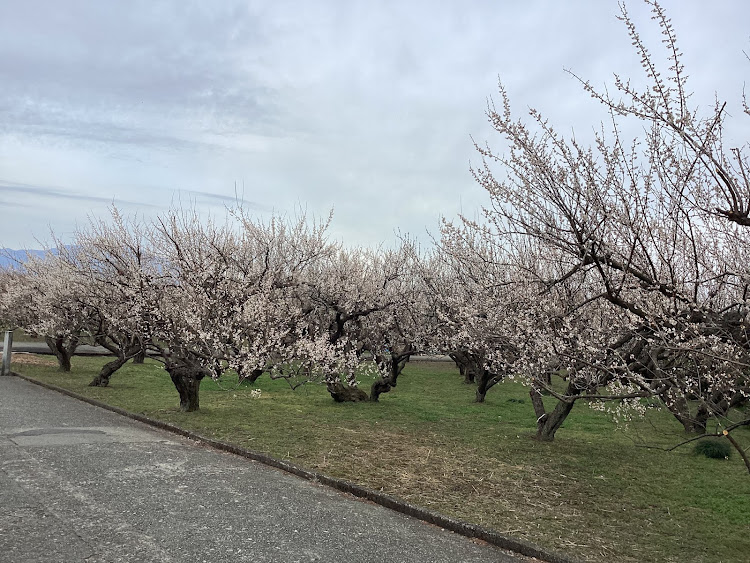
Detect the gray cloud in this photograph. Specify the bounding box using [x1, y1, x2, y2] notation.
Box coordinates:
[0, 197, 33, 209]
[176, 188, 272, 212]
[1, 0, 748, 249]
[0, 181, 157, 208]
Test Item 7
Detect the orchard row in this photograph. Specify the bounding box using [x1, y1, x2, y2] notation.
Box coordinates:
[1, 2, 748, 462]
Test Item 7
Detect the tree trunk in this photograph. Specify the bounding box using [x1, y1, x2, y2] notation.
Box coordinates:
[241, 368, 265, 384]
[661, 389, 703, 433]
[535, 399, 576, 441]
[89, 356, 129, 387]
[132, 349, 146, 364]
[327, 382, 369, 402]
[165, 361, 208, 412]
[45, 335, 78, 372]
[369, 352, 410, 402]
[89, 335, 143, 386]
[692, 390, 746, 435]
[369, 379, 392, 402]
[475, 370, 503, 403]
[692, 403, 712, 435]
[530, 381, 582, 441]
[450, 351, 476, 384]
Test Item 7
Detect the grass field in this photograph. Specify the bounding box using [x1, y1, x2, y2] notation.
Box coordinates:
[10, 353, 750, 562]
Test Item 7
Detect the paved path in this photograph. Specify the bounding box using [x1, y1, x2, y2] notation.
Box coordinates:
[0, 376, 523, 562]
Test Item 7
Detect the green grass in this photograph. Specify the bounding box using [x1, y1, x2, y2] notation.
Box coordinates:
[13, 355, 750, 563]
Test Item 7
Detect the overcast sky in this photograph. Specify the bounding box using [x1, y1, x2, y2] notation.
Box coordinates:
[1, 0, 748, 250]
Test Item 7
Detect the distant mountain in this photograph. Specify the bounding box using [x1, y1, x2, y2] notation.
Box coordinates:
[0, 248, 47, 268]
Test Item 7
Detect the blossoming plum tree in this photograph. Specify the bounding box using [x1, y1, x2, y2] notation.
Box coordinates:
[296, 241, 426, 402]
[138, 207, 338, 411]
[0, 251, 90, 371]
[53, 212, 153, 386]
[447, 0, 749, 448]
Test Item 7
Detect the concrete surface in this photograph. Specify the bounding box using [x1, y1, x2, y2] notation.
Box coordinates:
[0, 376, 525, 562]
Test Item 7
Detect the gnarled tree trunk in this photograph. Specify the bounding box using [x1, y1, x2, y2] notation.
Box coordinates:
[369, 351, 410, 402]
[240, 367, 265, 384]
[451, 350, 485, 384]
[164, 358, 210, 412]
[475, 369, 504, 403]
[327, 381, 369, 402]
[660, 387, 704, 433]
[682, 389, 748, 435]
[88, 335, 143, 387]
[450, 352, 475, 384]
[45, 335, 79, 372]
[89, 356, 128, 387]
[530, 380, 582, 441]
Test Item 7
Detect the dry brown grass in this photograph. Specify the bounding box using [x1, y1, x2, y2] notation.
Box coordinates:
[299, 426, 623, 560]
[1, 352, 56, 366]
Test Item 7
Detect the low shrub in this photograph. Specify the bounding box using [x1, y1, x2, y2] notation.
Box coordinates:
[694, 438, 732, 460]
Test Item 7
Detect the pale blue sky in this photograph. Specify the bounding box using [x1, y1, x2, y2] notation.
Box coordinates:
[1, 0, 748, 249]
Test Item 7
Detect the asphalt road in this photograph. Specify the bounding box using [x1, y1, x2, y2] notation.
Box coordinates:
[0, 376, 525, 562]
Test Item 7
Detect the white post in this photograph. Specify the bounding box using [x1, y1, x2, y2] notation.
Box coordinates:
[2, 330, 12, 376]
